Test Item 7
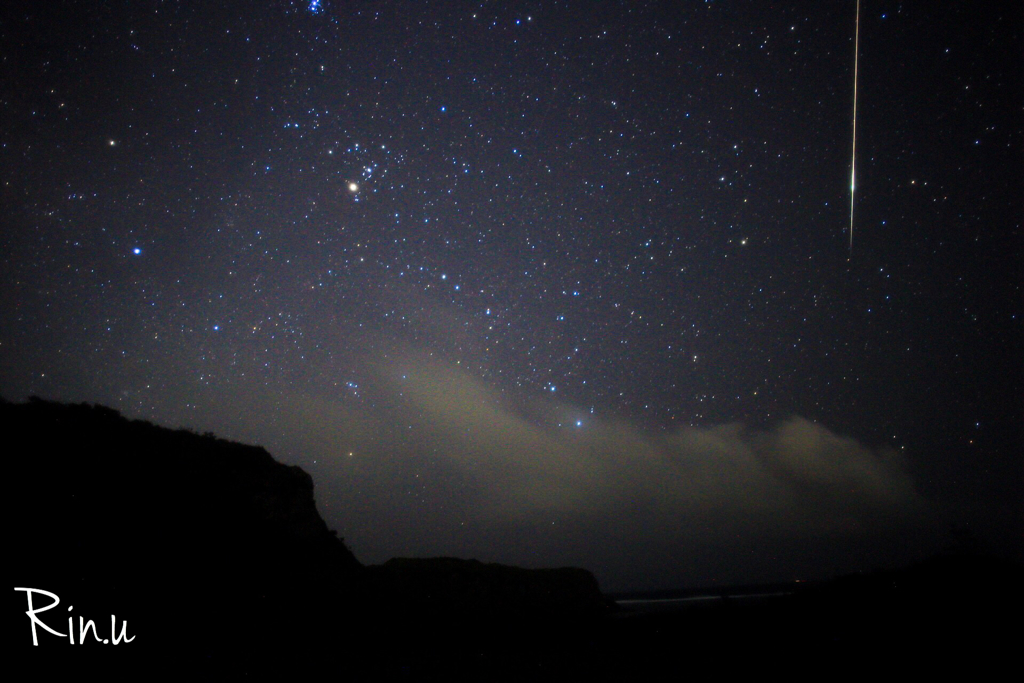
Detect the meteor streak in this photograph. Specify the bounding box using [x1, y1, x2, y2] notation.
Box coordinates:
[849, 0, 860, 254]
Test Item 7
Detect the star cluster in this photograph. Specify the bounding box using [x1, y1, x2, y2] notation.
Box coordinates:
[2, 1, 1019, 587]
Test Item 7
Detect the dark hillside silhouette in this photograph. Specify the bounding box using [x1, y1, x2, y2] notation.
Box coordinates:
[6, 396, 367, 674]
[6, 397, 611, 677]
[367, 557, 611, 618]
[7, 397, 1020, 678]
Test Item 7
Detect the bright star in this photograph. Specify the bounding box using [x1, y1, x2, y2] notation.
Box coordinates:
[348, 182, 359, 192]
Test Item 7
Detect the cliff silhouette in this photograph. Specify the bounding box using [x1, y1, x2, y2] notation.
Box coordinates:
[8, 397, 1018, 678]
[6, 397, 609, 677]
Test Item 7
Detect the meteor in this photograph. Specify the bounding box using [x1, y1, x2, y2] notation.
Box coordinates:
[849, 0, 860, 254]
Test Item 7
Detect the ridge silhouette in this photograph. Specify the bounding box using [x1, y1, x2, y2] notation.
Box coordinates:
[6, 397, 610, 677]
[7, 397, 1020, 679]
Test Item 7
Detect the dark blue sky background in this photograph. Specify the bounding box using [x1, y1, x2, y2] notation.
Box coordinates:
[2, 1, 1019, 590]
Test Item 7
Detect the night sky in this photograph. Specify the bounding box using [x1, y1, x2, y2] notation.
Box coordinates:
[3, 1, 1020, 591]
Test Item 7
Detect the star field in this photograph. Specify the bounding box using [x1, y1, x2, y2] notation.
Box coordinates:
[2, 0, 1019, 588]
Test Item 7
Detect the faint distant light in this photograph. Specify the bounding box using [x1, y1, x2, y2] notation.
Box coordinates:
[108, 139, 116, 146]
[549, 386, 556, 392]
[213, 325, 220, 331]
[575, 420, 582, 427]
[132, 247, 141, 255]
[441, 274, 447, 280]
[440, 106, 446, 112]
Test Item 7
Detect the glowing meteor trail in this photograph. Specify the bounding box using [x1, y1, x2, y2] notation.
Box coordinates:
[849, 0, 860, 254]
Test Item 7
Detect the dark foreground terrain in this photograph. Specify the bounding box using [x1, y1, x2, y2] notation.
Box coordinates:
[7, 398, 1020, 679]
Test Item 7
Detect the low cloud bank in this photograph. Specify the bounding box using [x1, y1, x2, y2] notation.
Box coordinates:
[190, 354, 933, 590]
[388, 358, 923, 527]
